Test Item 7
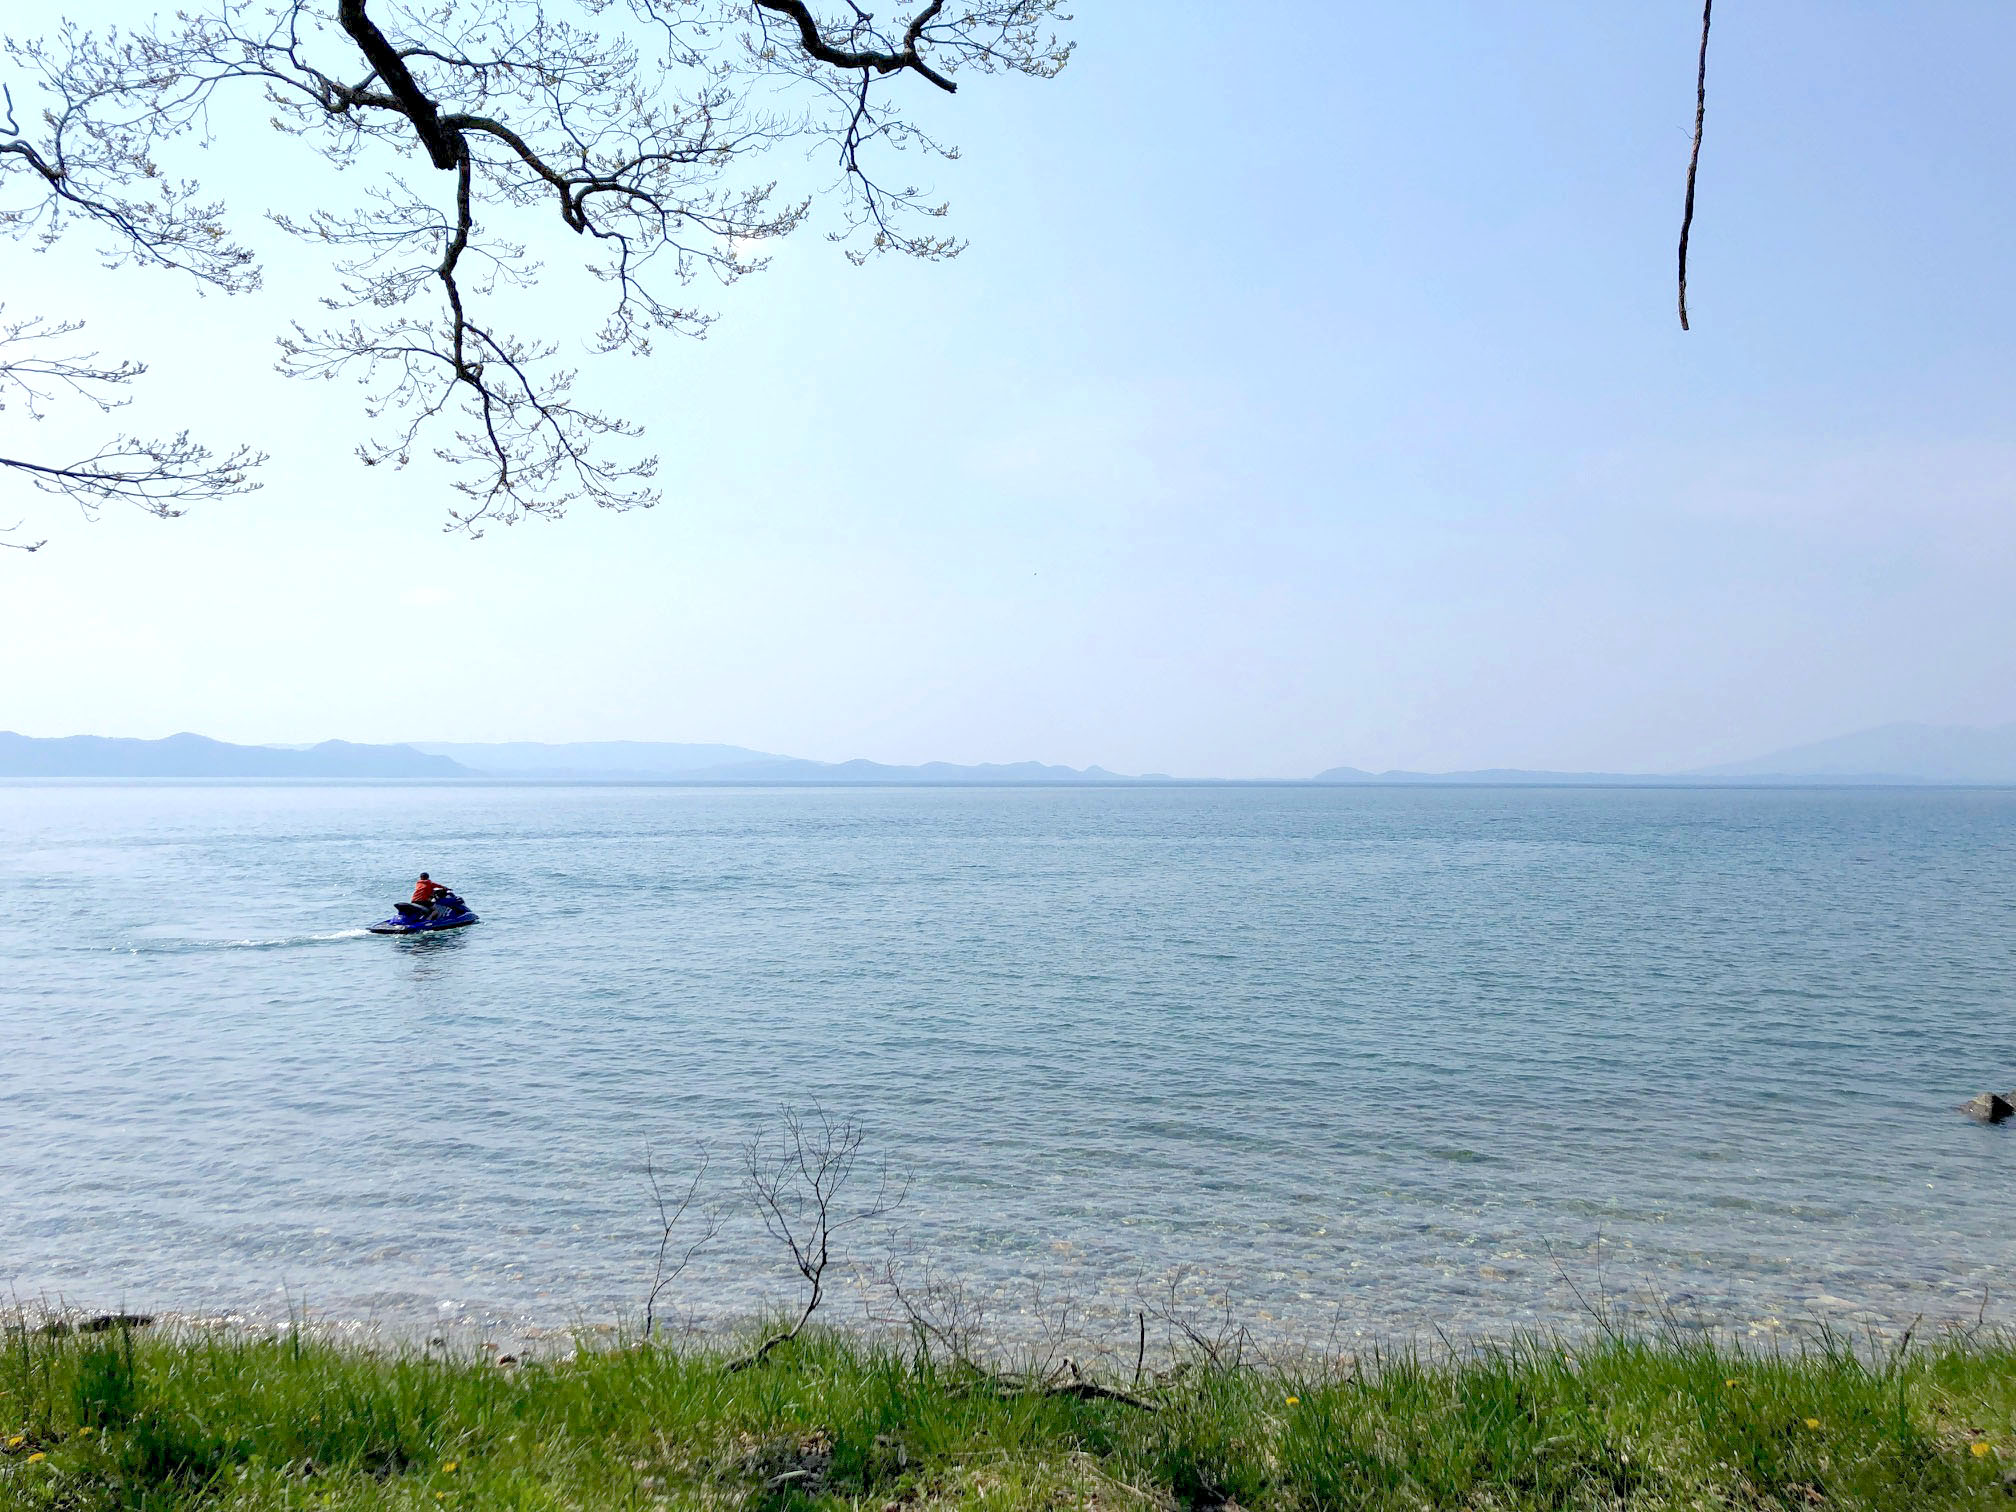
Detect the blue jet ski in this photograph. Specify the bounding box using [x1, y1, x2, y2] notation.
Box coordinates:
[368, 891, 479, 935]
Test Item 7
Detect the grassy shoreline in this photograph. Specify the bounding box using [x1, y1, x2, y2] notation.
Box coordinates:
[4, 1317, 2013, 1509]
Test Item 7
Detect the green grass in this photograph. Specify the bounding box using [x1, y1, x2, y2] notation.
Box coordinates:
[3, 1317, 2012, 1509]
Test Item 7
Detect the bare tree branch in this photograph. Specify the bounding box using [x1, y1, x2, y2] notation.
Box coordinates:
[751, 0, 958, 94]
[0, 306, 263, 534]
[643, 1144, 720, 1340]
[729, 1105, 907, 1371]
[1144, 1268, 1254, 1376]
[883, 1261, 1158, 1410]
[883, 1254, 989, 1365]
[2, 2, 1072, 532]
[1678, 0, 1712, 331]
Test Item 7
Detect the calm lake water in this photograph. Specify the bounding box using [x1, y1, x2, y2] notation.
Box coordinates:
[3, 783, 2013, 1349]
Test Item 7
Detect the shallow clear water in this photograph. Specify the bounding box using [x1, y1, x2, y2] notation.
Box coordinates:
[3, 783, 2013, 1347]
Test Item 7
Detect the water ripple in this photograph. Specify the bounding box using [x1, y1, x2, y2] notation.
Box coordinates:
[1, 782, 2012, 1345]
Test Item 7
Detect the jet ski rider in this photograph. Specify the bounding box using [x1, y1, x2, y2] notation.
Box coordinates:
[412, 872, 449, 917]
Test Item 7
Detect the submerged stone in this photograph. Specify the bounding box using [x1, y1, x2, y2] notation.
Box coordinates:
[1958, 1092, 2014, 1124]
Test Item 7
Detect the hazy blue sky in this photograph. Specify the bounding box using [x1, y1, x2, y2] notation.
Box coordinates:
[5, 3, 2015, 777]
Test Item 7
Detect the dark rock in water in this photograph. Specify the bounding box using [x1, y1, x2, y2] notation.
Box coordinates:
[35, 1313, 152, 1337]
[83, 1313, 153, 1333]
[1959, 1092, 2014, 1124]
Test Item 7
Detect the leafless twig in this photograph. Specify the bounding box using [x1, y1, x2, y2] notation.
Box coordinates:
[883, 1264, 1158, 1410]
[883, 1254, 989, 1366]
[643, 1144, 719, 1340]
[1544, 1231, 1625, 1341]
[1146, 1268, 1253, 1374]
[728, 1106, 908, 1371]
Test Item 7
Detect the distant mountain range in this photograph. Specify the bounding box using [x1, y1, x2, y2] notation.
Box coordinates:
[411, 741, 778, 778]
[1696, 722, 2016, 783]
[407, 741, 1135, 783]
[0, 732, 470, 779]
[408, 740, 1132, 783]
[0, 732, 1134, 783]
[1313, 766, 1670, 786]
[1313, 722, 2016, 786]
[7, 722, 2016, 784]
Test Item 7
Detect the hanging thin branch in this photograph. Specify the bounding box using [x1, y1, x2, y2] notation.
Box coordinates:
[1677, 0, 1712, 330]
[0, 308, 264, 530]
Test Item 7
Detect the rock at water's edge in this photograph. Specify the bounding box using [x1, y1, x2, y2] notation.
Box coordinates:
[83, 1313, 153, 1333]
[1958, 1092, 2014, 1124]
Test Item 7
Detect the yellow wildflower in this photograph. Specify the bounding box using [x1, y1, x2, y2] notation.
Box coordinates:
[1724, 1379, 1738, 1387]
[443, 1461, 458, 1472]
[26, 1452, 46, 1464]
[1805, 1419, 1820, 1430]
[1284, 1396, 1299, 1407]
[1973, 1441, 1994, 1458]
[5, 1436, 22, 1449]
[75, 1426, 93, 1437]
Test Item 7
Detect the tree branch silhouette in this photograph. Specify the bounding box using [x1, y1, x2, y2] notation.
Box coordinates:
[729, 1106, 907, 1371]
[2, 4, 1071, 534]
[1678, 0, 1712, 330]
[0, 307, 262, 544]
